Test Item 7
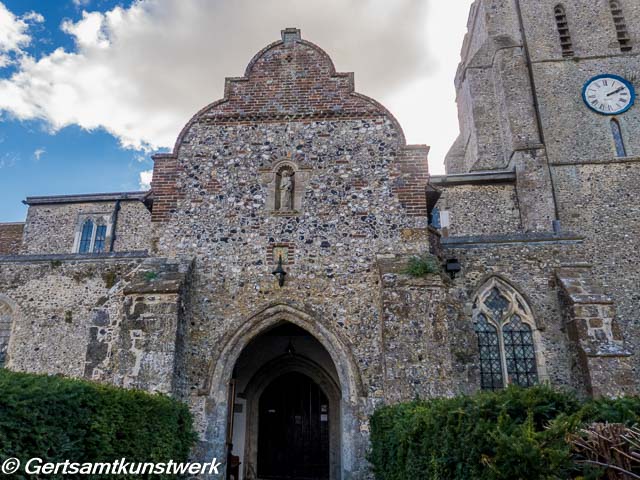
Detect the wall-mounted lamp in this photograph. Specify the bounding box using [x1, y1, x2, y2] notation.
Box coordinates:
[445, 258, 461, 279]
[285, 337, 296, 356]
[272, 255, 287, 287]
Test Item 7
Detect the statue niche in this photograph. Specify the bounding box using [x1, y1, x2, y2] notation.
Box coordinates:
[261, 157, 308, 214]
[276, 168, 295, 211]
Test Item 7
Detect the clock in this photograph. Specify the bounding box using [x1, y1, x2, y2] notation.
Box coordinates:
[582, 74, 635, 115]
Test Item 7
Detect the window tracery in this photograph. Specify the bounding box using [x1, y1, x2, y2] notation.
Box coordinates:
[473, 278, 540, 390]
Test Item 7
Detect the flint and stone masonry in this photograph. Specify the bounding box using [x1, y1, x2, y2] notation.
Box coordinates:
[0, 3, 639, 477]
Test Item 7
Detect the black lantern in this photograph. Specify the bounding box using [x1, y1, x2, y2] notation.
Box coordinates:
[285, 337, 296, 356]
[445, 258, 461, 279]
[272, 255, 287, 287]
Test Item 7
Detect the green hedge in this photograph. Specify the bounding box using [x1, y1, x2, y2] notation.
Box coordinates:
[0, 369, 197, 479]
[369, 386, 640, 480]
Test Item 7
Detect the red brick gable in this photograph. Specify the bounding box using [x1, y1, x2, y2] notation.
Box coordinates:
[150, 29, 429, 223]
[171, 28, 406, 148]
[206, 33, 379, 120]
[0, 223, 24, 255]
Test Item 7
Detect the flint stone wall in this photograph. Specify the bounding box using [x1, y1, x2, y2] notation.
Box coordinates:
[0, 256, 146, 377]
[22, 200, 151, 254]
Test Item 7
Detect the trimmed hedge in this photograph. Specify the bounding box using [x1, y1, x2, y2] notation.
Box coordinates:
[0, 369, 197, 479]
[369, 386, 640, 480]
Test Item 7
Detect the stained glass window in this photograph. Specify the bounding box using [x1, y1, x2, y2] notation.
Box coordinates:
[473, 278, 540, 390]
[94, 224, 107, 253]
[611, 119, 627, 158]
[486, 288, 510, 320]
[78, 219, 94, 253]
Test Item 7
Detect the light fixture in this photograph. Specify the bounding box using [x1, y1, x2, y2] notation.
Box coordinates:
[272, 255, 287, 287]
[445, 258, 461, 279]
[285, 337, 296, 356]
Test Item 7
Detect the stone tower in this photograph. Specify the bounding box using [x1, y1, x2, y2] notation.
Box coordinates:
[435, 0, 639, 397]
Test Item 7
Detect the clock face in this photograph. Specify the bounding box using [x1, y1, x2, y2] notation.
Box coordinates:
[582, 74, 635, 115]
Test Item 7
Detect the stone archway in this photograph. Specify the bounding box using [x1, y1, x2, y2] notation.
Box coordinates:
[203, 304, 364, 480]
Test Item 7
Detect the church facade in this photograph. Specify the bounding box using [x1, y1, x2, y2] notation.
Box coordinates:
[0, 1, 639, 478]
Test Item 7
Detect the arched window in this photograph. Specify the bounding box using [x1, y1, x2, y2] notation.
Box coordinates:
[78, 219, 94, 253]
[0, 301, 13, 368]
[473, 278, 540, 390]
[610, 0, 632, 52]
[611, 119, 627, 157]
[554, 5, 574, 57]
[93, 223, 107, 253]
[74, 216, 112, 254]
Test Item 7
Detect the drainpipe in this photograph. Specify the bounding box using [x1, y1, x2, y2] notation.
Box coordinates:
[109, 200, 121, 252]
[513, 0, 561, 225]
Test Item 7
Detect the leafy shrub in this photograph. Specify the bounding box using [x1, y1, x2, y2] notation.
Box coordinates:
[0, 369, 197, 479]
[404, 254, 439, 277]
[369, 385, 640, 480]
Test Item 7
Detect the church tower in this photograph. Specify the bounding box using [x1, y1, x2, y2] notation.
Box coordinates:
[445, 0, 639, 232]
[436, 0, 639, 397]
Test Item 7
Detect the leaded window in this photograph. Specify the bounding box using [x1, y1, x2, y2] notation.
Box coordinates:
[473, 278, 540, 390]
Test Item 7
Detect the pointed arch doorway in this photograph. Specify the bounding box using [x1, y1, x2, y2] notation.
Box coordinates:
[228, 322, 342, 480]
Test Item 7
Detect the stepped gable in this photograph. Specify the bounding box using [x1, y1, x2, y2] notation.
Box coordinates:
[170, 28, 406, 151]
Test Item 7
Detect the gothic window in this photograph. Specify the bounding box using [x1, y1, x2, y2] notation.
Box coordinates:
[75, 216, 111, 253]
[554, 5, 574, 57]
[473, 278, 540, 390]
[610, 0, 632, 52]
[611, 118, 627, 157]
[94, 224, 107, 253]
[0, 301, 13, 368]
[78, 219, 94, 253]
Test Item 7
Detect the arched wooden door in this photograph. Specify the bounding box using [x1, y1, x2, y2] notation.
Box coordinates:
[257, 372, 330, 480]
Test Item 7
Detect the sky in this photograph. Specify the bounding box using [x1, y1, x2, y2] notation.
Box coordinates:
[0, 0, 473, 222]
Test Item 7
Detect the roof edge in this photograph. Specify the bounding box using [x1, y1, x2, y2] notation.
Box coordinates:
[24, 191, 150, 206]
[430, 170, 516, 187]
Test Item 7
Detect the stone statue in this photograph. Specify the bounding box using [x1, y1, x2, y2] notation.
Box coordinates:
[279, 171, 294, 210]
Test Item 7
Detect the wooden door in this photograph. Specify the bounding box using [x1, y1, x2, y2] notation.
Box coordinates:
[257, 372, 330, 480]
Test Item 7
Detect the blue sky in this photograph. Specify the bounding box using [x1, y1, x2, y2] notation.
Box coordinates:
[0, 0, 472, 223]
[0, 0, 148, 222]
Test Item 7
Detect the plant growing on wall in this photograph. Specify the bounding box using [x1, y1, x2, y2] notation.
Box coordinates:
[404, 253, 439, 277]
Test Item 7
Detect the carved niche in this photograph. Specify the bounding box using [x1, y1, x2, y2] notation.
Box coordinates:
[260, 154, 311, 215]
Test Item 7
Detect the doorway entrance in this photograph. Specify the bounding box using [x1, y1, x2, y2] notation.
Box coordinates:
[228, 321, 342, 480]
[257, 372, 330, 479]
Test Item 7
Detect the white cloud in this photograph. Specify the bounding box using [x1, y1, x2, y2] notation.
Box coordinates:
[33, 147, 45, 161]
[139, 169, 153, 190]
[0, 3, 43, 67]
[73, 0, 92, 6]
[0, 0, 473, 171]
[0, 152, 17, 168]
